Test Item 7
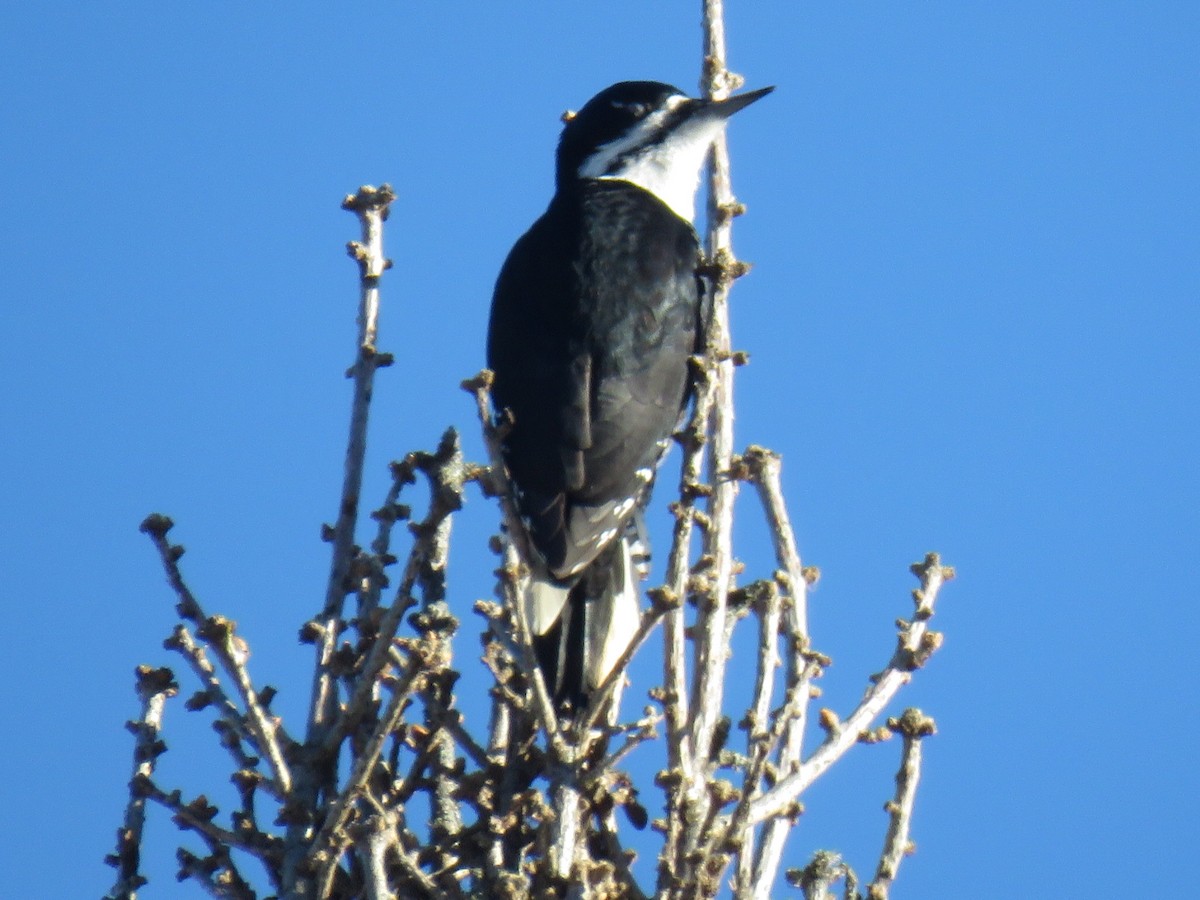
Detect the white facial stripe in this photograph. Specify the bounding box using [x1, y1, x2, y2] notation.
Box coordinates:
[577, 98, 727, 222]
[577, 100, 683, 181]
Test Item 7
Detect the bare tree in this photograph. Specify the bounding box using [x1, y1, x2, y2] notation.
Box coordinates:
[106, 5, 952, 898]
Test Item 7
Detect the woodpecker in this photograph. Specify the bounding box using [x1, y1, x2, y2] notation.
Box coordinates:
[487, 80, 771, 710]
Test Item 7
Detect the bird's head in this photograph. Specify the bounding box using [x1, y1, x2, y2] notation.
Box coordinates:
[556, 80, 773, 222]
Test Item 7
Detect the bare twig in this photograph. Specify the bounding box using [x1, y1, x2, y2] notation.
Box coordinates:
[308, 654, 430, 895]
[867, 709, 935, 899]
[141, 516, 294, 798]
[197, 614, 294, 794]
[658, 361, 715, 763]
[324, 432, 464, 756]
[176, 846, 259, 900]
[656, 5, 761, 896]
[358, 820, 396, 900]
[139, 777, 283, 869]
[164, 626, 288, 801]
[747, 555, 953, 826]
[104, 665, 178, 900]
[788, 850, 859, 900]
[586, 707, 663, 778]
[408, 442, 466, 880]
[739, 445, 817, 897]
[359, 451, 419, 620]
[690, 0, 746, 783]
[733, 578, 784, 895]
[283, 183, 396, 897]
[138, 514, 206, 623]
[654, 367, 713, 891]
[309, 182, 397, 727]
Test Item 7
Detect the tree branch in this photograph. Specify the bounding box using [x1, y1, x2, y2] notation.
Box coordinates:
[120, 20, 956, 889]
[867, 709, 936, 899]
[284, 183, 397, 898]
[747, 555, 953, 826]
[104, 665, 178, 900]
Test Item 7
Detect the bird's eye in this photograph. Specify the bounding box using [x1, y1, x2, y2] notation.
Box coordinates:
[611, 100, 650, 118]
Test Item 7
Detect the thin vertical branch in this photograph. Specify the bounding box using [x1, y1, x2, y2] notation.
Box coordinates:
[285, 183, 396, 899]
[691, 0, 744, 775]
[307, 433, 466, 895]
[664, 6, 757, 895]
[359, 820, 396, 900]
[410, 436, 466, 880]
[309, 659, 429, 896]
[311, 183, 397, 731]
[550, 782, 584, 881]
[742, 445, 816, 897]
[654, 416, 706, 891]
[104, 666, 178, 900]
[734, 577, 782, 895]
[867, 710, 935, 900]
[741, 447, 809, 639]
[657, 5, 763, 895]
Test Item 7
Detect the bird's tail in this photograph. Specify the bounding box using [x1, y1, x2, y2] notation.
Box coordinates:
[525, 533, 642, 715]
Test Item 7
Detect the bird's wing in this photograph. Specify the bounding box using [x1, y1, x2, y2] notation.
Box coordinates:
[487, 181, 702, 580]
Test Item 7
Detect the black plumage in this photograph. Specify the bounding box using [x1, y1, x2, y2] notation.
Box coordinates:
[486, 80, 770, 708]
[489, 179, 703, 577]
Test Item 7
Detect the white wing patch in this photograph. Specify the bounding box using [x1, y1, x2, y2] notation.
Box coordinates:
[614, 494, 638, 518]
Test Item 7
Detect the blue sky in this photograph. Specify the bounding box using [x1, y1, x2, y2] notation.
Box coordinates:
[2, 3, 1197, 897]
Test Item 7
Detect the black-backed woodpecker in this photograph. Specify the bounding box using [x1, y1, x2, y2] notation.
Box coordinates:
[487, 80, 772, 710]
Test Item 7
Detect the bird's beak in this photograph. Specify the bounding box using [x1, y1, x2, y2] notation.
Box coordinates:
[664, 85, 773, 159]
[701, 85, 775, 120]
